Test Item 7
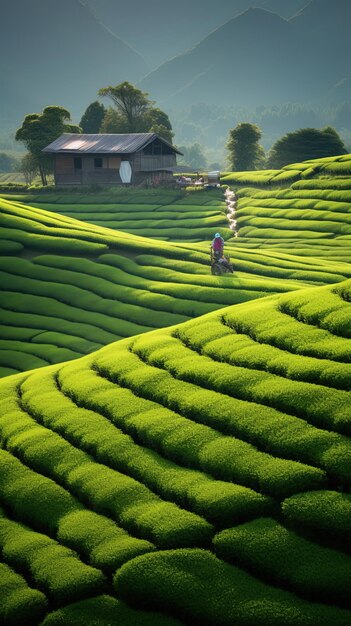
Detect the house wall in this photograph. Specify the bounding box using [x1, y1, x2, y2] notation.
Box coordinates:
[55, 154, 123, 185]
[133, 152, 177, 172]
[54, 150, 177, 186]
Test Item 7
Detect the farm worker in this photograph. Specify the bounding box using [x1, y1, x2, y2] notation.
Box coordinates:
[211, 232, 224, 261]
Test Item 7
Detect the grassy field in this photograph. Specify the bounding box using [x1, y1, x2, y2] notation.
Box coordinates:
[0, 155, 351, 624]
[0, 280, 350, 624]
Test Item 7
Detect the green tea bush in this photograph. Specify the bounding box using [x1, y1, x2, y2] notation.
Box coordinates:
[0, 449, 80, 534]
[57, 510, 154, 573]
[0, 239, 23, 253]
[214, 518, 351, 606]
[115, 549, 351, 626]
[279, 281, 351, 338]
[0, 307, 119, 346]
[179, 320, 351, 390]
[0, 515, 107, 605]
[41, 594, 183, 626]
[23, 367, 272, 527]
[223, 297, 351, 362]
[132, 331, 351, 441]
[94, 345, 326, 498]
[282, 490, 351, 545]
[0, 561, 48, 626]
[1, 394, 212, 550]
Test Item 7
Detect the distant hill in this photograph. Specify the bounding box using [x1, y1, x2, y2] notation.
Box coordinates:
[0, 0, 148, 127]
[87, 0, 306, 67]
[139, 0, 351, 108]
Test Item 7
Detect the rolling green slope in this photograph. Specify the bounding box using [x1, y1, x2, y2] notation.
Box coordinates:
[0, 280, 350, 625]
[224, 154, 351, 261]
[2, 188, 232, 243]
[2, 195, 350, 377]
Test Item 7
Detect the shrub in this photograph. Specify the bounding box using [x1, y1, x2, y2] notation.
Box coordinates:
[115, 549, 351, 626]
[0, 449, 78, 534]
[213, 518, 351, 606]
[0, 562, 48, 626]
[282, 490, 351, 545]
[41, 594, 183, 626]
[0, 514, 107, 605]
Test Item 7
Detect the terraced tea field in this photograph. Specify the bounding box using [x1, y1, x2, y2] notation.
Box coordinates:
[0, 280, 350, 625]
[2, 194, 350, 377]
[1, 154, 351, 624]
[2, 188, 231, 243]
[223, 154, 351, 261]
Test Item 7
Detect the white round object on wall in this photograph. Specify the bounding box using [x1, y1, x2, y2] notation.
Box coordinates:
[119, 161, 132, 183]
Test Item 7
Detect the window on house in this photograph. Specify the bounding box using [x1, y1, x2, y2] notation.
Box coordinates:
[94, 157, 103, 168]
[74, 157, 82, 170]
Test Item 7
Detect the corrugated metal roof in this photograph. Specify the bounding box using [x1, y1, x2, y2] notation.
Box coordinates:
[43, 133, 182, 155]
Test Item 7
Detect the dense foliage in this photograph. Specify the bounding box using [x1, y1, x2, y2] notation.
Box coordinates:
[226, 122, 265, 171]
[15, 107, 81, 186]
[99, 82, 174, 143]
[268, 126, 347, 168]
[79, 101, 106, 134]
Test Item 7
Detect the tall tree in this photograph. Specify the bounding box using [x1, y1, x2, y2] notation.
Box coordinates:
[98, 81, 174, 141]
[268, 127, 348, 168]
[98, 82, 151, 133]
[80, 101, 106, 133]
[226, 123, 265, 171]
[15, 106, 81, 185]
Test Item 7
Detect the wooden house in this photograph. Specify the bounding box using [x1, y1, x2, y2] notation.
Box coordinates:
[42, 133, 183, 186]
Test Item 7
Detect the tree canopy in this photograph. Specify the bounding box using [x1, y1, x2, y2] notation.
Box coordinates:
[99, 81, 174, 142]
[267, 127, 348, 168]
[226, 123, 265, 171]
[80, 101, 106, 133]
[15, 106, 81, 185]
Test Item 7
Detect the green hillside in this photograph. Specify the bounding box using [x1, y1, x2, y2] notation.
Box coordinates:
[223, 154, 351, 261]
[0, 280, 350, 625]
[0, 155, 351, 623]
[2, 189, 231, 243]
[2, 192, 350, 377]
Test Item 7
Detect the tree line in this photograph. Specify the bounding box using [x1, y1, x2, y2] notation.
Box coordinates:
[14, 82, 348, 185]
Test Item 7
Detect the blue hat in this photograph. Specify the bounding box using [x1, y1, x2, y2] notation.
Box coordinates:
[215, 233, 221, 238]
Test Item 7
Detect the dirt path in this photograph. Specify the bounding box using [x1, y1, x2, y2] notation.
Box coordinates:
[224, 187, 238, 236]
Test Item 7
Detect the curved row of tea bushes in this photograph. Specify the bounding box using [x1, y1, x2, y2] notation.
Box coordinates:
[0, 561, 48, 626]
[131, 332, 351, 437]
[278, 282, 351, 338]
[18, 367, 272, 528]
[115, 549, 351, 626]
[0, 445, 154, 571]
[0, 513, 107, 605]
[92, 347, 326, 499]
[282, 490, 351, 545]
[41, 595, 183, 626]
[0, 279, 350, 624]
[213, 518, 351, 606]
[15, 188, 230, 243]
[1, 388, 212, 550]
[4, 198, 349, 376]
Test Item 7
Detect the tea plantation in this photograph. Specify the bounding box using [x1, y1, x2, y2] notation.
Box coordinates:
[2, 188, 350, 377]
[0, 154, 351, 624]
[0, 280, 350, 624]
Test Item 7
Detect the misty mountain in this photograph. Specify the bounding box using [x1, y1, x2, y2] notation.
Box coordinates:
[0, 0, 148, 127]
[290, 0, 351, 87]
[87, 0, 306, 67]
[138, 0, 351, 109]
